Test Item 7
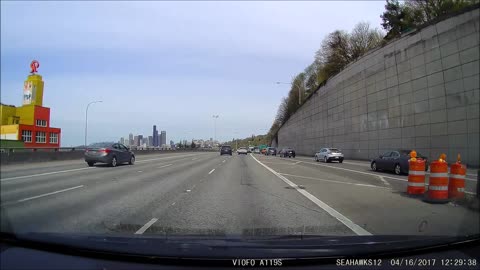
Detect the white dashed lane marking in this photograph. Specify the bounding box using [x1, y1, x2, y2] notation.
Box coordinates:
[134, 218, 158, 235]
[4, 185, 85, 205]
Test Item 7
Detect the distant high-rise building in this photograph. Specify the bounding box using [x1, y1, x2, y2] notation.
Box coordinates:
[148, 136, 153, 147]
[170, 140, 174, 147]
[153, 125, 159, 147]
[129, 133, 134, 146]
[161, 131, 166, 146]
[138, 135, 143, 146]
[133, 136, 138, 146]
[120, 137, 125, 145]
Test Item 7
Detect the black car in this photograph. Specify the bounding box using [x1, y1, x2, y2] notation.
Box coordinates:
[279, 147, 295, 158]
[220, 145, 232, 155]
[84, 143, 135, 167]
[370, 149, 429, 175]
[265, 147, 277, 156]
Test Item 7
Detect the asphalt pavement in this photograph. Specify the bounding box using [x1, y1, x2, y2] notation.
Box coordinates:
[1, 152, 478, 237]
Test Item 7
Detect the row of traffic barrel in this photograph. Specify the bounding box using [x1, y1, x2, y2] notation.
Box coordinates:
[407, 151, 466, 203]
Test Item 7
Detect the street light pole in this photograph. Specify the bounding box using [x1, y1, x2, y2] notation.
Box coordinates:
[276, 81, 305, 105]
[212, 115, 219, 146]
[85, 100, 102, 148]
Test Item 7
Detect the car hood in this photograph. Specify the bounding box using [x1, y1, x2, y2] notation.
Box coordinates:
[2, 232, 478, 260]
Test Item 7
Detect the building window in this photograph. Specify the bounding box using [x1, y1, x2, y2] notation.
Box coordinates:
[35, 131, 46, 143]
[21, 130, 32, 142]
[36, 119, 47, 127]
[50, 133, 59, 144]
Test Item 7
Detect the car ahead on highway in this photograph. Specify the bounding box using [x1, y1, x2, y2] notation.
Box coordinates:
[220, 145, 232, 155]
[279, 147, 296, 158]
[266, 147, 277, 156]
[237, 147, 248, 155]
[371, 149, 429, 175]
[84, 143, 135, 167]
[315, 148, 344, 163]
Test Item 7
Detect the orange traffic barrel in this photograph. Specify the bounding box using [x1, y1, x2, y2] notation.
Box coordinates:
[407, 159, 426, 195]
[449, 163, 466, 199]
[424, 160, 449, 203]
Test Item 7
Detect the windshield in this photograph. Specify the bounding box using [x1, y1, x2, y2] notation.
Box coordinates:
[1, 0, 479, 260]
[88, 142, 113, 148]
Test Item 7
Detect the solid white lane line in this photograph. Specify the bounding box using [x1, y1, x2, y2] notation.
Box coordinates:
[294, 160, 408, 182]
[297, 157, 480, 181]
[280, 159, 478, 195]
[342, 161, 370, 166]
[279, 173, 390, 189]
[378, 175, 391, 187]
[250, 154, 372, 236]
[208, 169, 215, 175]
[294, 161, 301, 165]
[1, 154, 202, 182]
[1, 168, 91, 182]
[17, 185, 84, 202]
[134, 218, 158, 235]
[222, 160, 226, 163]
[158, 164, 173, 168]
[261, 161, 295, 165]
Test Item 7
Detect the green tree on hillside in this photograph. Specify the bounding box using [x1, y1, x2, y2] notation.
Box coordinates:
[381, 0, 476, 40]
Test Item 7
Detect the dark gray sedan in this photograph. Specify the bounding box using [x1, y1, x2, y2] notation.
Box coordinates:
[84, 143, 135, 167]
[370, 149, 428, 175]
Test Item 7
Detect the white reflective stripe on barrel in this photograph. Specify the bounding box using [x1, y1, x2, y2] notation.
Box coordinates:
[457, 188, 465, 192]
[428, 185, 448, 191]
[449, 174, 466, 179]
[429, 173, 449, 178]
[408, 182, 425, 186]
[409, 171, 425, 175]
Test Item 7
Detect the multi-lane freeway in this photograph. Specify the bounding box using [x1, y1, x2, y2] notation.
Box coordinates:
[1, 152, 479, 237]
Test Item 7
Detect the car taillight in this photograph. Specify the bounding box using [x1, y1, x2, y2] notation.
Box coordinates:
[99, 148, 111, 153]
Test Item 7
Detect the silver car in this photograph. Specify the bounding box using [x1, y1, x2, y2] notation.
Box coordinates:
[315, 148, 344, 163]
[84, 143, 135, 167]
[237, 147, 248, 155]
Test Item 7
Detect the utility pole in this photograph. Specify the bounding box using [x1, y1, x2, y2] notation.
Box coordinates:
[276, 80, 305, 105]
[85, 100, 102, 148]
[212, 115, 219, 146]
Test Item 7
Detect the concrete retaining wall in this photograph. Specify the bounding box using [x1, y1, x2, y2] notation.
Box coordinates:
[0, 149, 216, 165]
[277, 8, 479, 166]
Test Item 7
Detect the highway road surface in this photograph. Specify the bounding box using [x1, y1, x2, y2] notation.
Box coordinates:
[1, 152, 478, 237]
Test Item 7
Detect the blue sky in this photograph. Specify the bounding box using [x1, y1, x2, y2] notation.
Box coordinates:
[1, 1, 386, 146]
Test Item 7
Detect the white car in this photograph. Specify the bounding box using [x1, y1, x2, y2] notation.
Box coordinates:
[237, 147, 248, 155]
[315, 148, 344, 163]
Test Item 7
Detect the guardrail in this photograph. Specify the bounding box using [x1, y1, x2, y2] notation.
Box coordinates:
[0, 147, 217, 165]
